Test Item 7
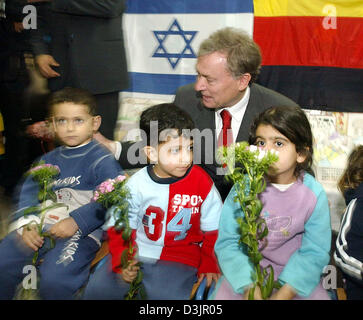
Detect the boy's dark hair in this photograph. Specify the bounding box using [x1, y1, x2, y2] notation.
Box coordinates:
[48, 87, 97, 116]
[249, 105, 314, 177]
[338, 145, 363, 195]
[140, 103, 195, 146]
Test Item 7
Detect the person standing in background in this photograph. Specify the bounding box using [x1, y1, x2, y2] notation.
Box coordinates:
[0, 0, 32, 197]
[31, 0, 129, 140]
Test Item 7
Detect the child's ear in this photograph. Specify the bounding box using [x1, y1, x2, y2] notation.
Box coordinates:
[143, 146, 158, 163]
[51, 117, 57, 133]
[92, 115, 101, 132]
[297, 147, 309, 164]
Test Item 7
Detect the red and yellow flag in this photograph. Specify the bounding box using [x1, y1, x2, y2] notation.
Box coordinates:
[253, 0, 363, 111]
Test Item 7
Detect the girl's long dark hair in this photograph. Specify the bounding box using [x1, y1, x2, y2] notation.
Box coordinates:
[249, 105, 314, 177]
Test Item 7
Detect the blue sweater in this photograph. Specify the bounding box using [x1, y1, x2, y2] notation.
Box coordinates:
[12, 140, 122, 244]
[334, 182, 363, 284]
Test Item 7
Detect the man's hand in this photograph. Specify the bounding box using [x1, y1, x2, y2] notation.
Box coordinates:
[93, 132, 117, 155]
[197, 272, 220, 288]
[26, 121, 54, 141]
[48, 217, 78, 238]
[22, 224, 44, 251]
[35, 54, 60, 79]
[121, 259, 140, 283]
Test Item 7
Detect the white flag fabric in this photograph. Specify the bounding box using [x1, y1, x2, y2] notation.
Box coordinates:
[123, 0, 254, 97]
[117, 0, 254, 142]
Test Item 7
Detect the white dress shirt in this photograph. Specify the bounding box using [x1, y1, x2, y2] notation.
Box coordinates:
[215, 86, 250, 143]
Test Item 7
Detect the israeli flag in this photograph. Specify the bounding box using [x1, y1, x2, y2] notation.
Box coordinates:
[123, 0, 254, 99]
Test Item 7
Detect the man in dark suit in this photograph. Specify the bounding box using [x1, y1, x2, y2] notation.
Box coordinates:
[99, 28, 298, 200]
[31, 0, 129, 139]
[0, 0, 32, 196]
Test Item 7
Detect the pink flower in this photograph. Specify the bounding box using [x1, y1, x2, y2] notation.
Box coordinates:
[105, 183, 114, 193]
[97, 179, 116, 195]
[28, 163, 60, 174]
[92, 191, 100, 202]
[115, 175, 127, 183]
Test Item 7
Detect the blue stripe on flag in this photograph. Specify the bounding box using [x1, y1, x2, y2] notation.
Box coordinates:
[126, 0, 253, 14]
[124, 72, 197, 95]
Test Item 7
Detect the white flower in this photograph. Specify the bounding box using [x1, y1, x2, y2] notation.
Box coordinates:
[268, 149, 279, 156]
[257, 150, 266, 161]
[249, 145, 258, 152]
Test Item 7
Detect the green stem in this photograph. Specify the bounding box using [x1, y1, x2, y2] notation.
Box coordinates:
[38, 180, 47, 234]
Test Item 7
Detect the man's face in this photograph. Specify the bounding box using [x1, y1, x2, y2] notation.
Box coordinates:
[194, 51, 248, 109]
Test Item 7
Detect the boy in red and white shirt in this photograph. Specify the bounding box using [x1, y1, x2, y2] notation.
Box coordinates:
[83, 103, 222, 299]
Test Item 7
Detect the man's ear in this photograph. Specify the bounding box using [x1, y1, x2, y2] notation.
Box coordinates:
[143, 146, 158, 163]
[92, 115, 101, 132]
[238, 73, 252, 91]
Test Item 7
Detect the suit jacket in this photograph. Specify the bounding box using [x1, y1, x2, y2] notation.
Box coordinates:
[30, 0, 129, 94]
[173, 83, 299, 200]
[119, 82, 299, 200]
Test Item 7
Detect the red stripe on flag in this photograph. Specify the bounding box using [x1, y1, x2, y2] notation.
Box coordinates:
[253, 16, 363, 69]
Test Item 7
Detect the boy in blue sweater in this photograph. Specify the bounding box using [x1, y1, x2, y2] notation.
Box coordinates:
[0, 87, 122, 299]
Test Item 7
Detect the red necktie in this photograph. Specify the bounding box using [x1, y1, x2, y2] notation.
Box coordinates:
[218, 109, 233, 147]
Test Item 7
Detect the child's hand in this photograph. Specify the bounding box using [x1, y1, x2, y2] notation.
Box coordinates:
[197, 273, 220, 288]
[122, 259, 140, 283]
[48, 217, 78, 238]
[22, 225, 44, 251]
[269, 284, 296, 300]
[243, 285, 263, 300]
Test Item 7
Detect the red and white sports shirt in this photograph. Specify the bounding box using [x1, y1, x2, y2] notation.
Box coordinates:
[108, 165, 222, 274]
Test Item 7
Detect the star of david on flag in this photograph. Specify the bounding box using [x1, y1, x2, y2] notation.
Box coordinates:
[123, 0, 254, 95]
[152, 19, 197, 69]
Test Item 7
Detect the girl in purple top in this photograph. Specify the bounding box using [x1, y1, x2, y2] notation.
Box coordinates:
[212, 106, 332, 300]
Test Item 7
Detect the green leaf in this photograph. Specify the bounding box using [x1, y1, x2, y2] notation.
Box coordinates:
[23, 206, 40, 216]
[114, 220, 125, 231]
[32, 251, 39, 265]
[260, 284, 267, 300]
[138, 285, 147, 300]
[254, 199, 263, 215]
[273, 280, 282, 290]
[39, 202, 68, 215]
[47, 190, 57, 202]
[248, 286, 255, 300]
[122, 227, 132, 241]
[135, 269, 143, 284]
[120, 249, 129, 269]
[38, 189, 47, 202]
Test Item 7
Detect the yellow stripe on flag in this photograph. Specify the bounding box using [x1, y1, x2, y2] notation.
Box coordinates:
[253, 0, 363, 17]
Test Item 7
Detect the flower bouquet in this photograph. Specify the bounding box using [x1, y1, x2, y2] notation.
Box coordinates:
[93, 175, 146, 300]
[218, 142, 281, 299]
[19, 161, 66, 299]
[23, 162, 68, 264]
